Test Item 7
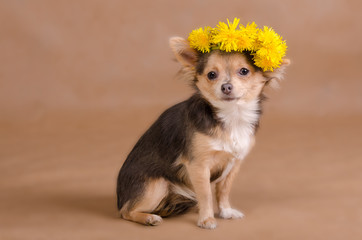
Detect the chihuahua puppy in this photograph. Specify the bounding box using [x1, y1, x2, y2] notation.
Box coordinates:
[117, 37, 289, 229]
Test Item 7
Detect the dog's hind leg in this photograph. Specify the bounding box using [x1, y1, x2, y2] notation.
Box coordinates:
[120, 178, 169, 226]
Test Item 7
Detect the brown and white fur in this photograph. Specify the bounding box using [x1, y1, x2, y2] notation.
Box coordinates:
[116, 37, 290, 229]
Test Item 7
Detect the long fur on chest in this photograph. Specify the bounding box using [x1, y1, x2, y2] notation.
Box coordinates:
[208, 98, 261, 158]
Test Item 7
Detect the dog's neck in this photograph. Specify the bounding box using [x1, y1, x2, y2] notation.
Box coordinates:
[210, 98, 261, 133]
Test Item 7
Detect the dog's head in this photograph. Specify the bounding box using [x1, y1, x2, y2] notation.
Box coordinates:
[170, 37, 290, 106]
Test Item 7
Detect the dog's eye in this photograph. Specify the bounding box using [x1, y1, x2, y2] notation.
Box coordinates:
[239, 68, 249, 76]
[207, 71, 218, 80]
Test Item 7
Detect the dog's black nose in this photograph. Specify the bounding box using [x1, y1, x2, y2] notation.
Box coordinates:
[221, 83, 233, 95]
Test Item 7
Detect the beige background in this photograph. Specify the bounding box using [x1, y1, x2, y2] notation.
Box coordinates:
[1, 0, 361, 239]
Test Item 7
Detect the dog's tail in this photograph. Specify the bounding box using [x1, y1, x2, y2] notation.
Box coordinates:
[152, 193, 197, 217]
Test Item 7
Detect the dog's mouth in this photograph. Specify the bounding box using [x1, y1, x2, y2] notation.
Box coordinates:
[222, 97, 240, 101]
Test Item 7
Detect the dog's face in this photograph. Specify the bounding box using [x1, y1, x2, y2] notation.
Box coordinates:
[195, 51, 266, 104]
[169, 37, 290, 105]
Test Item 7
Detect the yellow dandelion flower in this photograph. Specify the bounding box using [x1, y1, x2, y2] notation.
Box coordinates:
[237, 22, 259, 51]
[212, 18, 241, 52]
[243, 22, 259, 37]
[254, 51, 282, 71]
[254, 26, 287, 71]
[188, 27, 212, 53]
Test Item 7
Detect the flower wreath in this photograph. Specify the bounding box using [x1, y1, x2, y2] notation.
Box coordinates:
[187, 18, 287, 72]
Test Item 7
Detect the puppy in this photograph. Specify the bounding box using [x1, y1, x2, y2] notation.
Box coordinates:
[117, 37, 289, 229]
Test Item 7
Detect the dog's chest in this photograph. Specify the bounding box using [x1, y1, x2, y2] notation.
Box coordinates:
[210, 102, 259, 160]
[208, 120, 255, 184]
[210, 122, 254, 160]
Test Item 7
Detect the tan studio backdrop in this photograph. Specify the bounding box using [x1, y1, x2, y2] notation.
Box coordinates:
[0, 1, 361, 240]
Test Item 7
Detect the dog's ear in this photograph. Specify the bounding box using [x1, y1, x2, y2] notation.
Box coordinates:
[263, 59, 291, 88]
[169, 37, 198, 68]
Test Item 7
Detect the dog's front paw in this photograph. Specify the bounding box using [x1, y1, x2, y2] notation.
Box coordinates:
[219, 208, 244, 219]
[197, 217, 217, 229]
[145, 214, 163, 226]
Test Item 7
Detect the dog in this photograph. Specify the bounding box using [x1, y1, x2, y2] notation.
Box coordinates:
[116, 35, 289, 229]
